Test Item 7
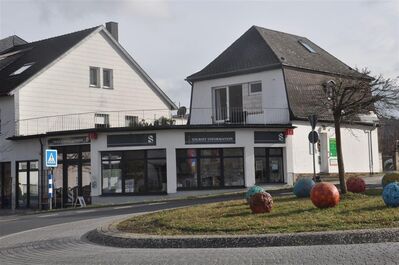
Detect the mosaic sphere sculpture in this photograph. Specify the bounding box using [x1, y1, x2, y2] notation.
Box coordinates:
[245, 185, 265, 203]
[249, 192, 273, 214]
[346, 176, 366, 193]
[382, 182, 399, 208]
[293, 178, 315, 198]
[382, 173, 399, 188]
[310, 182, 340, 208]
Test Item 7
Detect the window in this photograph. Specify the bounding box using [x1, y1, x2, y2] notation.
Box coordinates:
[250, 82, 262, 94]
[89, 67, 100, 87]
[298, 40, 316, 53]
[255, 148, 284, 184]
[125, 115, 139, 127]
[10, 63, 34, 76]
[95, 113, 109, 128]
[101, 150, 167, 194]
[103, 68, 113, 88]
[176, 148, 244, 189]
[16, 161, 39, 209]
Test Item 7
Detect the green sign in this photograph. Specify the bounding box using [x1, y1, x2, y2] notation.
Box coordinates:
[329, 138, 337, 157]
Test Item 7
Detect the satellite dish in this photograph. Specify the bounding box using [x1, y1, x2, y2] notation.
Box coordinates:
[177, 106, 187, 116]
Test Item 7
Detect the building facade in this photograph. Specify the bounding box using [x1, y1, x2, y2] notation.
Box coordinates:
[0, 24, 380, 210]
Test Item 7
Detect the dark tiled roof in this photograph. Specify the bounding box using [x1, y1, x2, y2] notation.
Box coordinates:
[187, 26, 362, 81]
[283, 67, 372, 122]
[186, 27, 281, 81]
[0, 26, 99, 96]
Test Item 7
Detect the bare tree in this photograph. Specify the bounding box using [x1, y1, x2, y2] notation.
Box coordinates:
[317, 69, 399, 193]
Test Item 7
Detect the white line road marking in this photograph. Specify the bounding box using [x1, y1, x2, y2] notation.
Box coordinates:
[0, 218, 18, 222]
[147, 202, 167, 206]
[37, 213, 59, 218]
[72, 209, 96, 214]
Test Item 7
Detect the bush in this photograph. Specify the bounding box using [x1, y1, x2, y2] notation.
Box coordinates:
[382, 173, 399, 188]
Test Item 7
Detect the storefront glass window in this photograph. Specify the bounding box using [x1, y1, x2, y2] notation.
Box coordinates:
[255, 148, 284, 184]
[102, 159, 122, 194]
[176, 148, 245, 189]
[16, 161, 39, 209]
[101, 149, 167, 195]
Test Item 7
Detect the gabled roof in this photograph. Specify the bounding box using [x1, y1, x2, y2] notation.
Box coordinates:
[0, 25, 177, 109]
[187, 25, 362, 81]
[0, 26, 99, 96]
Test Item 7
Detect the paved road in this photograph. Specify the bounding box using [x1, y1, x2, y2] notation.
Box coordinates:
[1, 184, 398, 265]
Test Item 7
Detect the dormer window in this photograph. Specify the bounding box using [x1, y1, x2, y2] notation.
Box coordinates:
[298, 40, 316, 53]
[10, 63, 34, 76]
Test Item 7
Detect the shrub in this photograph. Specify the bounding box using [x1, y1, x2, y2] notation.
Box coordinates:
[382, 173, 399, 188]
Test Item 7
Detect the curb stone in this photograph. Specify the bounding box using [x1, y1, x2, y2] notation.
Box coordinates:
[86, 220, 399, 248]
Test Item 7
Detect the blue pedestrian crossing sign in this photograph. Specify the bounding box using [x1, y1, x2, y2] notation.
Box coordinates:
[46, 149, 58, 168]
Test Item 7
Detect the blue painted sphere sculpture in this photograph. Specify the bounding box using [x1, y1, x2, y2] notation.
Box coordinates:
[245, 185, 265, 203]
[382, 182, 399, 208]
[293, 178, 315, 198]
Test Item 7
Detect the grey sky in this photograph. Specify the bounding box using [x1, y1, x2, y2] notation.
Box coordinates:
[0, 0, 398, 107]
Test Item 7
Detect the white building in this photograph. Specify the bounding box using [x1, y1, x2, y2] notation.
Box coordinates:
[0, 24, 380, 210]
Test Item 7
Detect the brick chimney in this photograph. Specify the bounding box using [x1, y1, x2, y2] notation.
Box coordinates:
[105, 22, 118, 42]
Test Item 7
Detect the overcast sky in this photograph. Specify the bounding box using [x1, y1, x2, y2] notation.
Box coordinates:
[0, 0, 398, 107]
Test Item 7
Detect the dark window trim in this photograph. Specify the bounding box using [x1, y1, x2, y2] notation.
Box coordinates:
[176, 147, 245, 191]
[101, 149, 167, 195]
[16, 160, 39, 209]
[254, 147, 285, 184]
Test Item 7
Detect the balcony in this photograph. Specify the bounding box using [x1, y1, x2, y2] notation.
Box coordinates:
[15, 109, 187, 136]
[14, 107, 290, 137]
[189, 107, 290, 125]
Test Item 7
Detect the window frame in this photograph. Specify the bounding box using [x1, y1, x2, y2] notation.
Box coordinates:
[89, 66, 100, 87]
[249, 81, 262, 94]
[101, 149, 167, 195]
[102, 68, 113, 89]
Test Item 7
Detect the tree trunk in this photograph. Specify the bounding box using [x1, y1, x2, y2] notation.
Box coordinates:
[334, 116, 347, 194]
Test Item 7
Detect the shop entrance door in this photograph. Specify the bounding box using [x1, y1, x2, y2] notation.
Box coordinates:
[52, 145, 91, 207]
[0, 162, 12, 209]
[255, 148, 285, 184]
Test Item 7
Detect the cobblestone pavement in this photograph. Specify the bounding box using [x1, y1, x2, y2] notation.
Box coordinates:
[1, 214, 399, 265]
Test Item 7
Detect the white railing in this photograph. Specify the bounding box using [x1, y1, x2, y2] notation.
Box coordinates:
[189, 107, 290, 125]
[15, 107, 290, 136]
[16, 109, 187, 136]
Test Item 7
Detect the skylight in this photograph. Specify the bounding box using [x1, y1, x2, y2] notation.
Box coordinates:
[298, 40, 316, 53]
[10, 63, 34, 76]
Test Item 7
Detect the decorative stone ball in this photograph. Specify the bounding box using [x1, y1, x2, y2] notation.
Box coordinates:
[244, 185, 265, 203]
[382, 182, 399, 207]
[346, 176, 366, 193]
[249, 192, 273, 214]
[293, 178, 315, 198]
[382, 173, 399, 188]
[310, 182, 340, 208]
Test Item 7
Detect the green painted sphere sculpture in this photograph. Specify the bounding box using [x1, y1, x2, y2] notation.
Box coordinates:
[310, 182, 340, 208]
[346, 176, 366, 193]
[382, 182, 399, 208]
[245, 185, 265, 203]
[249, 192, 273, 214]
[293, 178, 315, 197]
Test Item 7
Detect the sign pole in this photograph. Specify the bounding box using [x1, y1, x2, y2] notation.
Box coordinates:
[312, 135, 316, 180]
[308, 115, 318, 181]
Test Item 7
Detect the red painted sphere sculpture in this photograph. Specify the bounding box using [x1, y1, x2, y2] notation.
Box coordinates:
[249, 192, 273, 214]
[346, 176, 366, 193]
[310, 182, 340, 208]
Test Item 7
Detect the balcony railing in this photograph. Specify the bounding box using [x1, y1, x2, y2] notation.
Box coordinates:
[14, 107, 290, 136]
[189, 107, 290, 125]
[15, 109, 186, 136]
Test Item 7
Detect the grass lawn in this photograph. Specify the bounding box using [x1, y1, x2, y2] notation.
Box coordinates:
[117, 189, 399, 236]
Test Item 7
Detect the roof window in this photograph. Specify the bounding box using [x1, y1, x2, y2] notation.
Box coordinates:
[298, 40, 316, 53]
[10, 63, 34, 76]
